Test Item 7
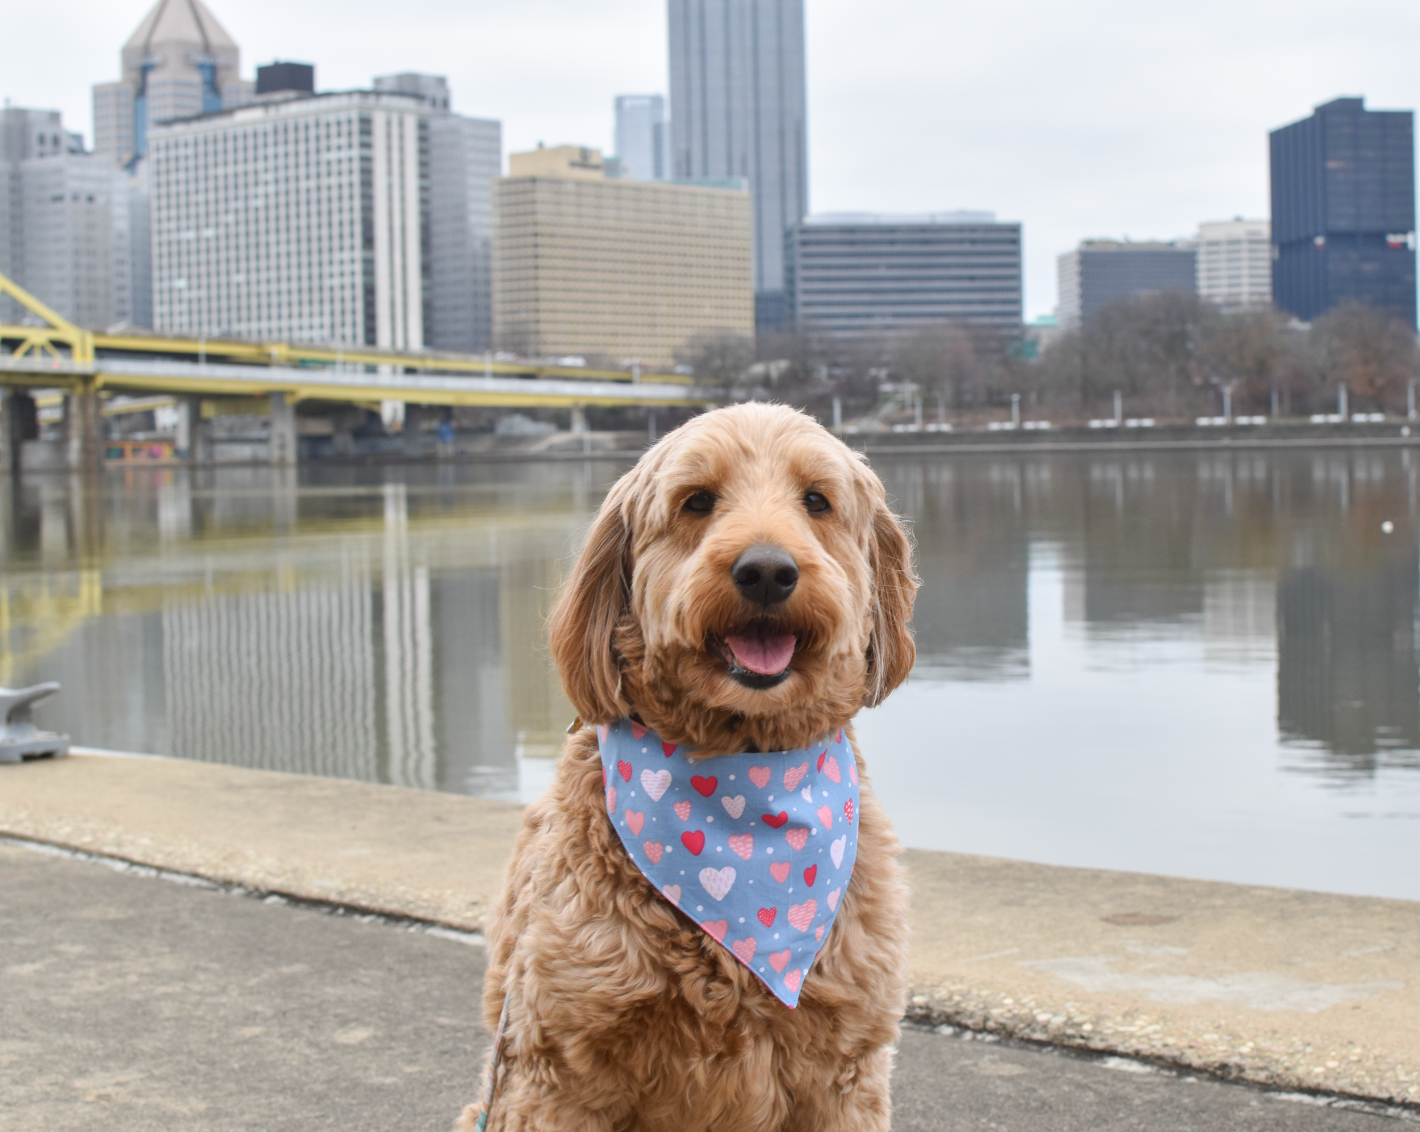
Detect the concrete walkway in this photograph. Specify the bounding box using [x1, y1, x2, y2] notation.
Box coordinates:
[2, 842, 1410, 1131]
[2, 753, 1418, 1115]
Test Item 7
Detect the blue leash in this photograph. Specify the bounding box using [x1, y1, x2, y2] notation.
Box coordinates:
[474, 995, 511, 1131]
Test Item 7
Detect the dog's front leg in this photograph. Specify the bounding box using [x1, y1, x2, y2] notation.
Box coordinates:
[781, 1044, 894, 1132]
[455, 1061, 621, 1132]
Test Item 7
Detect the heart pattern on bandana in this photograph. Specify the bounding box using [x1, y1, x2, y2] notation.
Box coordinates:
[597, 719, 859, 1009]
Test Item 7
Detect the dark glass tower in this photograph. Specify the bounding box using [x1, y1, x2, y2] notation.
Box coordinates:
[668, 0, 807, 331]
[1269, 97, 1416, 327]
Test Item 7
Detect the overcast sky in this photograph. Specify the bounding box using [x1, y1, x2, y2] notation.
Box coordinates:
[7, 0, 1420, 320]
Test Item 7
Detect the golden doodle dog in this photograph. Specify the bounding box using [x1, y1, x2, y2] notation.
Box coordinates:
[461, 402, 917, 1131]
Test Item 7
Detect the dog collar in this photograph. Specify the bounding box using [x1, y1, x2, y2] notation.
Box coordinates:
[596, 718, 860, 1008]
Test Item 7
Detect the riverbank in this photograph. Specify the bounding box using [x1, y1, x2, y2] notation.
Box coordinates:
[1, 751, 1415, 1110]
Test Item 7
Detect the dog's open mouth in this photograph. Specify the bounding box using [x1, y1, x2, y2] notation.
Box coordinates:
[713, 622, 797, 689]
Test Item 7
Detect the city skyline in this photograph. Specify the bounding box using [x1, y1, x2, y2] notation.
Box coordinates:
[5, 0, 1420, 322]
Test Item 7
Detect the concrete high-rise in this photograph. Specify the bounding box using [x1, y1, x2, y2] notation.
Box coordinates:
[493, 146, 753, 365]
[1194, 219, 1271, 311]
[0, 106, 139, 330]
[148, 91, 430, 347]
[92, 0, 254, 169]
[614, 94, 667, 182]
[785, 213, 1023, 334]
[668, 0, 807, 330]
[1270, 97, 1416, 327]
[1057, 240, 1197, 329]
[375, 74, 501, 352]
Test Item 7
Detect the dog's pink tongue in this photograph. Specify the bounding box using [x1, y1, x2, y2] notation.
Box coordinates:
[725, 630, 796, 675]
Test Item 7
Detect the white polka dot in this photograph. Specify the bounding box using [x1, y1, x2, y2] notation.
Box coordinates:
[729, 775, 736, 781]
[706, 816, 714, 822]
[766, 847, 773, 854]
[697, 906, 703, 912]
[717, 846, 723, 852]
[774, 933, 779, 939]
[739, 917, 745, 923]
[768, 795, 774, 802]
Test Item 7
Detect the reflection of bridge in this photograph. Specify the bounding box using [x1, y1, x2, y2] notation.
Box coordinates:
[0, 271, 718, 471]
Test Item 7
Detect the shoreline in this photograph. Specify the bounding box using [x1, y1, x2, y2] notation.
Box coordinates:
[2, 752, 1417, 1109]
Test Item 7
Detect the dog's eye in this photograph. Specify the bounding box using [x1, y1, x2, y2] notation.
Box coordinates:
[804, 492, 830, 514]
[683, 491, 716, 514]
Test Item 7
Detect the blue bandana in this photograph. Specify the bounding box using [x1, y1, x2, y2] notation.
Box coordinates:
[595, 718, 860, 1008]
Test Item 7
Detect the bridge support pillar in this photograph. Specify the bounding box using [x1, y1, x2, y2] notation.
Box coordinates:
[269, 392, 297, 466]
[177, 397, 212, 464]
[64, 389, 103, 474]
[0, 390, 13, 476]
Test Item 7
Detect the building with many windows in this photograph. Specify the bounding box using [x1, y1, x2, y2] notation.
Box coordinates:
[376, 73, 501, 352]
[0, 106, 140, 329]
[92, 0, 254, 170]
[614, 94, 667, 182]
[669, 0, 807, 330]
[149, 90, 430, 347]
[784, 212, 1022, 335]
[493, 145, 753, 365]
[1057, 240, 1197, 328]
[1194, 219, 1271, 310]
[1270, 97, 1416, 327]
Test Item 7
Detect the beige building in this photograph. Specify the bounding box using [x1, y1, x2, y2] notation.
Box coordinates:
[1194, 219, 1272, 311]
[493, 146, 753, 366]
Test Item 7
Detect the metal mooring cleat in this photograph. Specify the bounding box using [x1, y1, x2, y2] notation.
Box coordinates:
[0, 684, 70, 764]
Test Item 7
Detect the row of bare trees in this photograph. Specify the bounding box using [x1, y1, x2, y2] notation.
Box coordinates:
[677, 294, 1420, 424]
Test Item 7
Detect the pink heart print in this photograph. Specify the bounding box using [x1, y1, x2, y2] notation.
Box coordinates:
[826, 888, 841, 912]
[748, 765, 771, 789]
[641, 769, 671, 802]
[817, 805, 833, 829]
[800, 785, 814, 803]
[787, 900, 817, 932]
[699, 866, 737, 900]
[769, 861, 791, 883]
[830, 835, 847, 868]
[815, 925, 825, 943]
[625, 810, 644, 836]
[643, 841, 664, 864]
[597, 725, 608, 744]
[731, 937, 757, 964]
[673, 800, 692, 821]
[768, 949, 791, 972]
[784, 969, 802, 993]
[849, 761, 858, 787]
[785, 827, 808, 851]
[700, 919, 728, 942]
[727, 834, 754, 860]
[606, 786, 617, 814]
[783, 763, 809, 791]
[821, 755, 841, 783]
[663, 884, 681, 905]
[722, 795, 746, 818]
[631, 720, 649, 739]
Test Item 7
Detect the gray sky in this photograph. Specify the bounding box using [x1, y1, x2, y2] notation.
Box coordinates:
[7, 0, 1420, 320]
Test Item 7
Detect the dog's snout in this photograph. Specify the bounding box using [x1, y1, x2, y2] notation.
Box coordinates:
[731, 545, 799, 605]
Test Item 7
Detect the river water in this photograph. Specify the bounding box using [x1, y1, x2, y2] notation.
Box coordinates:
[4, 449, 1418, 900]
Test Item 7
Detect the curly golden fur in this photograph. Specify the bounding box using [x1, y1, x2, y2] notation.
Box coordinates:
[459, 403, 917, 1131]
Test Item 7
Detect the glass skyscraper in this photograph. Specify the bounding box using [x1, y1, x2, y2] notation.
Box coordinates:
[668, 0, 807, 330]
[1270, 97, 1416, 328]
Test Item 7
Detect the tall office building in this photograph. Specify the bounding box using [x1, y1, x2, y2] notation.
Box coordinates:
[0, 106, 138, 329]
[1194, 219, 1271, 310]
[148, 91, 430, 347]
[376, 74, 501, 352]
[92, 0, 254, 169]
[614, 94, 667, 182]
[668, 0, 807, 330]
[493, 146, 753, 365]
[1057, 240, 1197, 328]
[1270, 97, 1416, 327]
[785, 213, 1023, 334]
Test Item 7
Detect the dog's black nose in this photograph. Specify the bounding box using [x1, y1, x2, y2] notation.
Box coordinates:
[732, 545, 799, 605]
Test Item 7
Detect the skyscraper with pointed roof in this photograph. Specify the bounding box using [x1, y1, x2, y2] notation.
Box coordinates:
[93, 0, 253, 169]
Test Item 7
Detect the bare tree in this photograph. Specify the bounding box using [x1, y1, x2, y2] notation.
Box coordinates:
[1309, 302, 1419, 413]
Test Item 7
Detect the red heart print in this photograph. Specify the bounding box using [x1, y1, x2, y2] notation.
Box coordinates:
[769, 861, 791, 883]
[788, 900, 817, 932]
[681, 830, 706, 855]
[662, 741, 677, 758]
[783, 763, 808, 791]
[625, 810, 644, 835]
[785, 827, 809, 851]
[700, 919, 727, 942]
[757, 907, 777, 928]
[631, 720, 649, 739]
[784, 969, 802, 993]
[803, 865, 817, 887]
[817, 805, 833, 829]
[673, 800, 692, 821]
[836, 729, 843, 743]
[643, 841, 663, 864]
[768, 949, 791, 973]
[748, 766, 771, 789]
[762, 811, 789, 829]
[617, 760, 632, 782]
[691, 775, 717, 797]
[817, 750, 827, 772]
[844, 799, 854, 823]
[731, 937, 757, 964]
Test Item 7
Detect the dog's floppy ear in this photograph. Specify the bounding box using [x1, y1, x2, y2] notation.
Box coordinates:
[863, 493, 918, 707]
[548, 474, 636, 723]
